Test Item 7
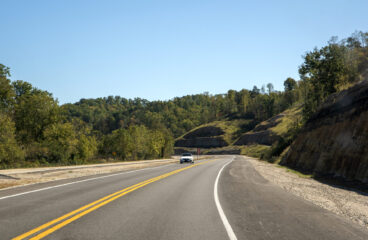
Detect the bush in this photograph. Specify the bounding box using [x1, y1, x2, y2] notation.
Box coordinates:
[43, 123, 78, 164]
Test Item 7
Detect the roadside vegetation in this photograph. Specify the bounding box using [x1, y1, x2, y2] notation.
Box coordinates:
[0, 31, 367, 169]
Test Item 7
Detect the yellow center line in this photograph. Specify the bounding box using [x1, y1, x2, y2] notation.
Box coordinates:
[13, 160, 211, 240]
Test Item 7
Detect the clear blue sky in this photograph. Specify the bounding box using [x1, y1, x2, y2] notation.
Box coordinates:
[1, 0, 367, 104]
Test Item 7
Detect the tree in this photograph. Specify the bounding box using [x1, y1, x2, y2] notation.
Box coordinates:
[75, 134, 97, 162]
[284, 78, 297, 92]
[261, 85, 266, 94]
[14, 90, 60, 143]
[250, 86, 260, 98]
[283, 78, 297, 107]
[266, 83, 274, 94]
[12, 80, 33, 98]
[0, 64, 15, 110]
[0, 113, 24, 167]
[299, 40, 361, 119]
[43, 123, 78, 163]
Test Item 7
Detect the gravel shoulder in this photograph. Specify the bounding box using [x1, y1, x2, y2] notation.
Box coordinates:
[246, 156, 368, 229]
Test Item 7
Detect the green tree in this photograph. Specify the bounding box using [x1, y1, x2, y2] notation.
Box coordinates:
[266, 83, 274, 94]
[76, 134, 97, 162]
[283, 78, 297, 106]
[12, 80, 33, 98]
[0, 64, 15, 110]
[43, 123, 78, 164]
[284, 78, 297, 92]
[0, 113, 24, 167]
[14, 90, 60, 143]
[299, 40, 360, 119]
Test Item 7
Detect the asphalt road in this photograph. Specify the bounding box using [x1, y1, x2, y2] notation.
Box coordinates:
[0, 155, 367, 240]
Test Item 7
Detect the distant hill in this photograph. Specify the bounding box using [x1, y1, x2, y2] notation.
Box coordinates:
[174, 106, 302, 156]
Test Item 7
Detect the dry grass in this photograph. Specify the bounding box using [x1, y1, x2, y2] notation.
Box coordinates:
[269, 105, 303, 136]
[240, 144, 270, 158]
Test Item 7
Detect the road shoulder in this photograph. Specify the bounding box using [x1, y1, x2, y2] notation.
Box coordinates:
[247, 156, 368, 229]
[218, 156, 368, 240]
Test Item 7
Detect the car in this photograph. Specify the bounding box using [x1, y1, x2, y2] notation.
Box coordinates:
[180, 153, 194, 164]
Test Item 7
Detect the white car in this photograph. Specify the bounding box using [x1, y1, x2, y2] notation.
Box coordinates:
[180, 153, 194, 164]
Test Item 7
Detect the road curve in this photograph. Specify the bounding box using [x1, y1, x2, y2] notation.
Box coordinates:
[0, 155, 367, 240]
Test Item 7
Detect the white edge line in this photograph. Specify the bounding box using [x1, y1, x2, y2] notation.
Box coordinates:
[214, 159, 238, 240]
[0, 164, 173, 201]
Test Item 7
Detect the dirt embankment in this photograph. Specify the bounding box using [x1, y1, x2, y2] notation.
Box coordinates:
[282, 80, 368, 184]
[0, 159, 177, 190]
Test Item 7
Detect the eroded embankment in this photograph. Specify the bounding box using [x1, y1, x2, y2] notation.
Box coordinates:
[282, 80, 368, 183]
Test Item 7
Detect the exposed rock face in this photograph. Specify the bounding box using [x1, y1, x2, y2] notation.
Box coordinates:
[182, 126, 224, 139]
[174, 126, 228, 148]
[234, 130, 281, 146]
[233, 110, 290, 146]
[205, 148, 241, 155]
[174, 136, 228, 148]
[174, 147, 240, 155]
[174, 148, 197, 155]
[281, 80, 368, 183]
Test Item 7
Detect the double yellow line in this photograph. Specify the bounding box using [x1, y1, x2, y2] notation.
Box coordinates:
[13, 161, 209, 240]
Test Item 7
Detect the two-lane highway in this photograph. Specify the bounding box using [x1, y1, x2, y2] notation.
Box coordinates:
[1, 156, 368, 240]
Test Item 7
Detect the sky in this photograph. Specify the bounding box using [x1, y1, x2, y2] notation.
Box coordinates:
[1, 0, 367, 104]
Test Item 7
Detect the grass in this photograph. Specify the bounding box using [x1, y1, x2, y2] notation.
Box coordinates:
[269, 105, 303, 136]
[276, 165, 313, 178]
[240, 144, 270, 158]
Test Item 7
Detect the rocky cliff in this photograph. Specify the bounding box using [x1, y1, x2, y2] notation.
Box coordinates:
[281, 80, 368, 183]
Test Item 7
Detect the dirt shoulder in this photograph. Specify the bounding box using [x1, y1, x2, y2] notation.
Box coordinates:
[0, 158, 179, 190]
[246, 156, 368, 229]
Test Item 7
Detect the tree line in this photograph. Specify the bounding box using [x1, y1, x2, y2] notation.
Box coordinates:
[1, 31, 367, 168]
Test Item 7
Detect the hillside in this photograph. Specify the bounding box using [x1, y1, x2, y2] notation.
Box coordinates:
[235, 105, 302, 146]
[236, 106, 302, 158]
[1, 31, 366, 168]
[174, 118, 254, 151]
[281, 80, 368, 183]
[174, 106, 302, 156]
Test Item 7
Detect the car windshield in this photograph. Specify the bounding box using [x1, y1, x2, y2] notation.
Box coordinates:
[182, 153, 192, 156]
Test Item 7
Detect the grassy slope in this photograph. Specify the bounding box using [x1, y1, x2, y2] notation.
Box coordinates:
[234, 105, 302, 157]
[240, 144, 271, 158]
[269, 105, 302, 136]
[176, 118, 253, 144]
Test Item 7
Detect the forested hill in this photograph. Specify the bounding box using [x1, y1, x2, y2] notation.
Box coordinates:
[0, 31, 367, 168]
[62, 85, 293, 138]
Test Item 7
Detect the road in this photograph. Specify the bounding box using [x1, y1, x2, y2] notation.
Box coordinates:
[0, 155, 367, 240]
